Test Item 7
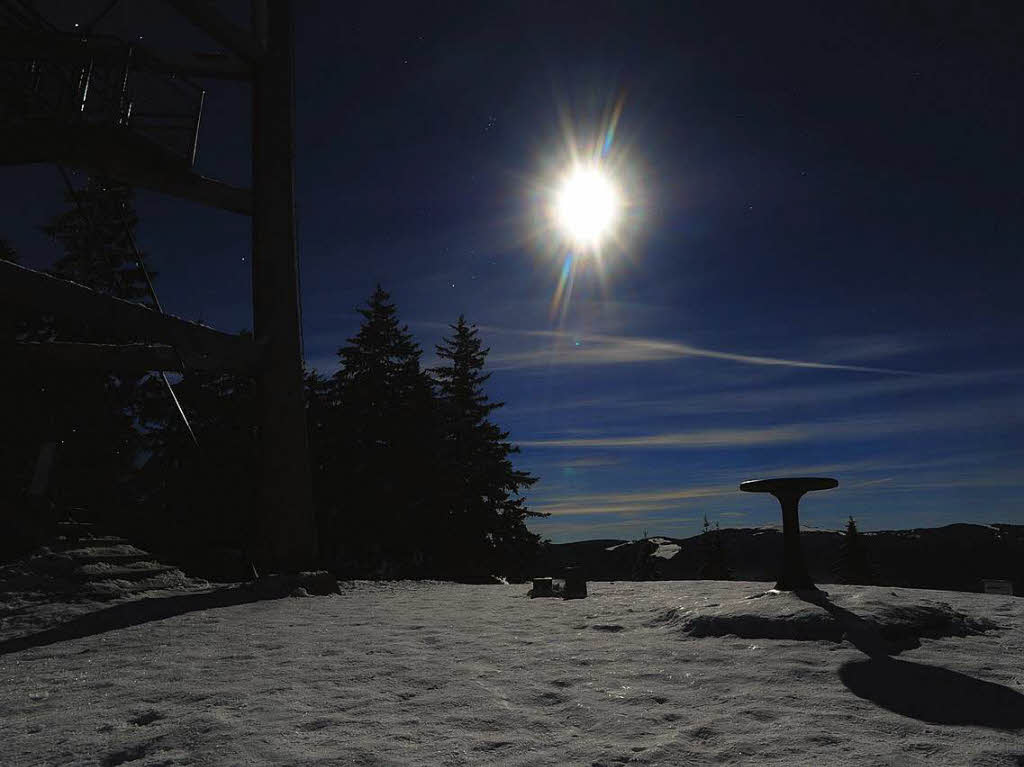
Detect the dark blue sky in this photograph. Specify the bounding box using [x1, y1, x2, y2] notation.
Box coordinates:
[6, 1, 1023, 541]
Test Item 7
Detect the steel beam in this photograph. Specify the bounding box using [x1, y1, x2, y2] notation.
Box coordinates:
[0, 121, 252, 214]
[0, 259, 259, 369]
[250, 0, 318, 570]
[136, 47, 253, 81]
[163, 0, 262, 63]
[8, 340, 257, 373]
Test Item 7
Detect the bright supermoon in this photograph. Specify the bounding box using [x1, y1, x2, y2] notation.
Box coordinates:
[554, 165, 620, 249]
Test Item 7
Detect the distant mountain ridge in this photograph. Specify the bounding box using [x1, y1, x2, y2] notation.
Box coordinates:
[537, 523, 1023, 594]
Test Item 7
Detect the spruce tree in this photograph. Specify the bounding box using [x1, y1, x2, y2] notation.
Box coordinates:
[335, 286, 428, 440]
[304, 367, 339, 555]
[42, 177, 154, 304]
[135, 355, 259, 560]
[331, 286, 439, 573]
[698, 515, 732, 579]
[433, 315, 543, 577]
[31, 177, 152, 521]
[833, 516, 876, 584]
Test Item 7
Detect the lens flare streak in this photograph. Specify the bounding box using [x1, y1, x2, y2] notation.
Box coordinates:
[550, 252, 577, 322]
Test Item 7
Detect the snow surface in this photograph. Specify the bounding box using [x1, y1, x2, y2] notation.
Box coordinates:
[651, 544, 680, 560]
[2, 580, 1023, 766]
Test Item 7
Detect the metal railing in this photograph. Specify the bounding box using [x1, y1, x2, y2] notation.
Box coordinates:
[0, 20, 204, 166]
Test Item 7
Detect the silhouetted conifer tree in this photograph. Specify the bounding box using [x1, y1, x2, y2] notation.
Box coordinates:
[134, 356, 258, 563]
[833, 516, 876, 584]
[698, 515, 732, 579]
[304, 367, 339, 552]
[433, 315, 543, 577]
[25, 178, 152, 521]
[331, 286, 440, 574]
[42, 178, 154, 304]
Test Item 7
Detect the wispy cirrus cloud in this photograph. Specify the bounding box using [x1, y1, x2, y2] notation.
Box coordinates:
[533, 484, 737, 516]
[532, 515, 699, 539]
[521, 425, 806, 450]
[520, 393, 1023, 451]
[503, 372, 982, 419]
[555, 456, 623, 468]
[483, 326, 925, 375]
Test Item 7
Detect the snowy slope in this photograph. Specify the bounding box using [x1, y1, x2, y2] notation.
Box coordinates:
[2, 581, 1022, 766]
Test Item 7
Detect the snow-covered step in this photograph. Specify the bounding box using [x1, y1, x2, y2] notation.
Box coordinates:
[51, 533, 128, 548]
[73, 563, 181, 581]
[61, 543, 152, 563]
[66, 551, 155, 565]
[54, 520, 95, 537]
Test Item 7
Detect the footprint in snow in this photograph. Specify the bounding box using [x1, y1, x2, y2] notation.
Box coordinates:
[296, 718, 335, 732]
[129, 709, 164, 726]
[102, 744, 149, 767]
[472, 740, 514, 752]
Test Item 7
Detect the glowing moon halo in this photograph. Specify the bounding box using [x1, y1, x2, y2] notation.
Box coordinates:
[553, 164, 620, 250]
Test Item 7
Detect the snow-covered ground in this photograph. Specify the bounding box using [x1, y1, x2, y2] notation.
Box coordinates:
[2, 580, 1023, 766]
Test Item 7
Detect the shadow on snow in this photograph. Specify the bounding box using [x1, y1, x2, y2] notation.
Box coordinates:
[0, 587, 261, 656]
[795, 590, 1024, 730]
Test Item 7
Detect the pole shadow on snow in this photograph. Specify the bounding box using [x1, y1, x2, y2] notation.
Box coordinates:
[839, 657, 1024, 730]
[795, 590, 1024, 730]
[0, 587, 262, 656]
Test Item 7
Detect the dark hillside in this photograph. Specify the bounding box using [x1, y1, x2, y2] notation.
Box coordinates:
[538, 524, 1024, 595]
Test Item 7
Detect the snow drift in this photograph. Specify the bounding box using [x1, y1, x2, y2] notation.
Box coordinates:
[651, 587, 999, 645]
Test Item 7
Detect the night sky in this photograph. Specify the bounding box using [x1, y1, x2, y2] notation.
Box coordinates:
[5, 1, 1023, 541]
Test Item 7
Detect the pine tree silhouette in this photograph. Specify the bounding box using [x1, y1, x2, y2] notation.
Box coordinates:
[331, 286, 439, 574]
[433, 315, 544, 577]
[833, 516, 876, 584]
[27, 177, 152, 522]
[135, 352, 258, 561]
[303, 368, 335, 510]
[42, 177, 155, 305]
[698, 515, 732, 579]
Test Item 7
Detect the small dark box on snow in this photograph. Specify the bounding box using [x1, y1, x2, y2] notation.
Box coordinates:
[531, 577, 554, 597]
[563, 567, 587, 599]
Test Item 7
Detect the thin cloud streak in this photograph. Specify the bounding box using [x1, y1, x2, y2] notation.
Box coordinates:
[534, 516, 699, 538]
[521, 425, 807, 449]
[556, 456, 624, 468]
[483, 326, 925, 376]
[521, 394, 1022, 451]
[534, 484, 736, 516]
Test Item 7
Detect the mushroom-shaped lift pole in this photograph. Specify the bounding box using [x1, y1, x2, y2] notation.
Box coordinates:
[740, 477, 838, 591]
